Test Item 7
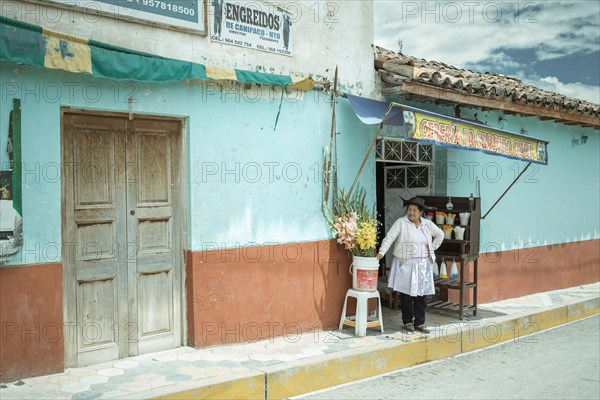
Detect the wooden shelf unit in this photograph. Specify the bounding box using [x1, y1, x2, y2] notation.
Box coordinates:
[422, 195, 481, 320]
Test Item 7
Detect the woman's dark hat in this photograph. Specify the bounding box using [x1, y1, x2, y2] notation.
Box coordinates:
[403, 196, 434, 210]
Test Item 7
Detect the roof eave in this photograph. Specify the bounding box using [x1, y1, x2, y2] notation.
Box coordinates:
[386, 80, 600, 129]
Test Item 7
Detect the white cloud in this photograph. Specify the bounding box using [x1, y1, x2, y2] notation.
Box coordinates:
[375, 1, 599, 64]
[468, 52, 524, 71]
[507, 71, 599, 104]
[374, 0, 600, 103]
[536, 76, 600, 104]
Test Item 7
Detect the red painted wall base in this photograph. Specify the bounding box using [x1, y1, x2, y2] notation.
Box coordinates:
[186, 240, 353, 347]
[0, 263, 64, 383]
[447, 239, 600, 304]
[477, 238, 600, 302]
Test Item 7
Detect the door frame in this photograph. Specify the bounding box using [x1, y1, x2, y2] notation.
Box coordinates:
[375, 136, 436, 269]
[60, 107, 188, 367]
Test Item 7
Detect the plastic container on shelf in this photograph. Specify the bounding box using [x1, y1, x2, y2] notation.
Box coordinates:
[435, 212, 446, 224]
[439, 261, 448, 279]
[442, 224, 453, 239]
[454, 226, 465, 240]
[450, 259, 459, 279]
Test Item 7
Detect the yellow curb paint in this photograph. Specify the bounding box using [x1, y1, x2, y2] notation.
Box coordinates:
[463, 306, 572, 352]
[150, 374, 263, 400]
[567, 298, 600, 321]
[266, 340, 427, 400]
[525, 306, 569, 332]
[462, 318, 521, 353]
[425, 333, 462, 362]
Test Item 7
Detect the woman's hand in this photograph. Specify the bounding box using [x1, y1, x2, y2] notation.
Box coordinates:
[376, 253, 383, 260]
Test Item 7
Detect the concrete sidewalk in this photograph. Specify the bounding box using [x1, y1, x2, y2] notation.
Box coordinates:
[1, 283, 598, 400]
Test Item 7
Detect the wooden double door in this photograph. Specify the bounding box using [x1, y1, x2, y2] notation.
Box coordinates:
[62, 111, 184, 367]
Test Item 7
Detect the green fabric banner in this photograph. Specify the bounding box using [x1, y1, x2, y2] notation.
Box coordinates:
[0, 16, 311, 88]
[0, 17, 44, 68]
[89, 41, 209, 82]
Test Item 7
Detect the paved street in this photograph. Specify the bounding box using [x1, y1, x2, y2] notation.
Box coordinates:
[296, 315, 600, 400]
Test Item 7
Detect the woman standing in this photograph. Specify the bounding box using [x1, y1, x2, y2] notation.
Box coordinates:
[376, 197, 444, 333]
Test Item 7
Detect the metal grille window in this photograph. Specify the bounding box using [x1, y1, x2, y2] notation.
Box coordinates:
[376, 138, 433, 165]
[384, 140, 402, 161]
[401, 142, 417, 162]
[385, 168, 406, 189]
[407, 166, 429, 188]
[418, 143, 432, 162]
[385, 166, 430, 189]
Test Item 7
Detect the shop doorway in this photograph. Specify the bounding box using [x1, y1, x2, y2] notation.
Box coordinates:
[376, 137, 434, 269]
[62, 111, 185, 367]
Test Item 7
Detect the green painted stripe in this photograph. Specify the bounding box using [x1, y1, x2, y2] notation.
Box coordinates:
[0, 16, 45, 67]
[11, 99, 22, 217]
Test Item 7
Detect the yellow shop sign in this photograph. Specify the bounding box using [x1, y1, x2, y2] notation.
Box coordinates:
[401, 106, 548, 165]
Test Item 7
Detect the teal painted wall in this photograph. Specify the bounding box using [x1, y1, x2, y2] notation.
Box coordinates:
[0, 61, 376, 265]
[396, 100, 600, 251]
[187, 91, 377, 250]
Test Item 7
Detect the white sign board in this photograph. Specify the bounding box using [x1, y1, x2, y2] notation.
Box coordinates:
[45, 0, 206, 34]
[210, 0, 292, 56]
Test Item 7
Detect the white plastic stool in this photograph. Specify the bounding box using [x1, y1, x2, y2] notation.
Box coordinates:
[339, 288, 384, 336]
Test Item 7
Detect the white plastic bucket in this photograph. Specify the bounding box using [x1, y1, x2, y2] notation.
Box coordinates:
[350, 256, 379, 292]
[453, 226, 465, 240]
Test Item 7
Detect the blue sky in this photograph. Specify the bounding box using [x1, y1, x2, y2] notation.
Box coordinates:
[374, 1, 600, 104]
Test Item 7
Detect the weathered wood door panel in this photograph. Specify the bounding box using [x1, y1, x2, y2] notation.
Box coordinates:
[127, 119, 182, 355]
[63, 112, 182, 367]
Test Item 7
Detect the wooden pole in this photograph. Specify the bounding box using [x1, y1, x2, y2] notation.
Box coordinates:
[324, 66, 338, 203]
[482, 162, 532, 219]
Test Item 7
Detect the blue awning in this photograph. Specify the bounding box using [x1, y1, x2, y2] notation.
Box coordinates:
[345, 93, 404, 125]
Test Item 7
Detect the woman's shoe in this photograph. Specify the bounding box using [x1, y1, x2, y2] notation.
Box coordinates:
[415, 325, 430, 333]
[404, 323, 415, 332]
